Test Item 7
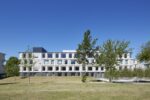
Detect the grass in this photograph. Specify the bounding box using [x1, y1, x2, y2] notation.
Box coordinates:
[0, 77, 150, 100]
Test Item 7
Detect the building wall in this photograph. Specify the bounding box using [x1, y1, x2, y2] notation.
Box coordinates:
[19, 49, 136, 77]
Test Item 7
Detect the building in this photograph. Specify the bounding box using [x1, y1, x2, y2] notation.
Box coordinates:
[19, 47, 136, 77]
[0, 52, 5, 75]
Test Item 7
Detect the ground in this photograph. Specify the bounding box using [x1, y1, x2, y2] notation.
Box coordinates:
[0, 77, 150, 100]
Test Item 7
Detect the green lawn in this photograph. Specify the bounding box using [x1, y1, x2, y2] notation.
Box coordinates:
[0, 77, 150, 100]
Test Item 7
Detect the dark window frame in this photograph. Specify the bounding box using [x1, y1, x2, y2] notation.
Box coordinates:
[48, 53, 53, 58]
[61, 53, 66, 58]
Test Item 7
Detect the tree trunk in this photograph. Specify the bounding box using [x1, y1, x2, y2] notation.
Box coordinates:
[28, 71, 30, 84]
[81, 64, 87, 83]
[109, 68, 113, 83]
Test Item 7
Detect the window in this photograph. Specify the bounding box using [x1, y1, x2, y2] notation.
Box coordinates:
[95, 67, 99, 71]
[125, 60, 128, 64]
[56, 53, 59, 58]
[88, 67, 92, 71]
[119, 66, 122, 70]
[88, 54, 93, 58]
[65, 60, 68, 64]
[82, 67, 86, 71]
[124, 66, 127, 69]
[48, 53, 53, 58]
[58, 60, 62, 64]
[24, 59, 27, 64]
[56, 66, 59, 71]
[48, 66, 53, 71]
[29, 60, 33, 64]
[75, 66, 79, 71]
[69, 53, 72, 58]
[101, 67, 104, 71]
[42, 53, 45, 58]
[124, 54, 127, 58]
[92, 59, 94, 63]
[61, 67, 66, 71]
[42, 66, 45, 71]
[23, 67, 26, 71]
[74, 54, 78, 58]
[51, 60, 54, 64]
[44, 60, 49, 64]
[119, 55, 122, 59]
[71, 60, 75, 64]
[22, 53, 26, 58]
[61, 53, 66, 58]
[69, 66, 72, 71]
[29, 67, 32, 71]
[28, 53, 32, 58]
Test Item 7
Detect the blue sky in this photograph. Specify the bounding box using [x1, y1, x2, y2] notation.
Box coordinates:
[0, 0, 150, 59]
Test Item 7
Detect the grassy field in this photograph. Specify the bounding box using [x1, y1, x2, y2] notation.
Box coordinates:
[0, 77, 150, 100]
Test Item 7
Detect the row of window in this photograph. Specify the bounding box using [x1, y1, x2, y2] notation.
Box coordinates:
[119, 60, 129, 65]
[44, 60, 76, 65]
[42, 53, 77, 58]
[22, 59, 33, 64]
[22, 53, 32, 58]
[22, 53, 131, 59]
[23, 66, 104, 71]
[119, 53, 131, 59]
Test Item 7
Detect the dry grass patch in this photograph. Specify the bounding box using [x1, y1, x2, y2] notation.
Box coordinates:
[0, 77, 150, 100]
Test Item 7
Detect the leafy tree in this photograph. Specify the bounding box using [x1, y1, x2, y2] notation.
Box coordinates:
[119, 69, 133, 77]
[137, 41, 150, 67]
[96, 40, 130, 82]
[76, 30, 98, 82]
[133, 68, 144, 78]
[5, 57, 20, 78]
[144, 68, 150, 77]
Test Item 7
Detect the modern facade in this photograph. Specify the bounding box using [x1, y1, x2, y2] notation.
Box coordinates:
[0, 52, 5, 75]
[19, 47, 137, 77]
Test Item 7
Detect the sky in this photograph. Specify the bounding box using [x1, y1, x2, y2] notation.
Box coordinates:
[0, 0, 150, 59]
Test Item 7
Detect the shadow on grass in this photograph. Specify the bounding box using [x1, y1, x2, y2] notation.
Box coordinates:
[0, 82, 17, 85]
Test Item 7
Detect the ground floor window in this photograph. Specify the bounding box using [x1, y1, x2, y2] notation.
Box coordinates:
[42, 66, 45, 71]
[75, 66, 79, 71]
[95, 67, 99, 71]
[23, 67, 26, 71]
[88, 67, 92, 71]
[56, 66, 59, 71]
[69, 66, 72, 71]
[61, 66, 66, 71]
[82, 67, 86, 71]
[48, 66, 53, 71]
[29, 67, 32, 71]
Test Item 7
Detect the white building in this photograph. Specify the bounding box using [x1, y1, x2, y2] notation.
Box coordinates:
[0, 52, 5, 75]
[19, 47, 136, 77]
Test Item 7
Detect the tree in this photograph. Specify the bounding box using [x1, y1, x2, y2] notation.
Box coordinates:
[5, 57, 20, 78]
[96, 40, 130, 82]
[76, 30, 98, 82]
[137, 41, 150, 68]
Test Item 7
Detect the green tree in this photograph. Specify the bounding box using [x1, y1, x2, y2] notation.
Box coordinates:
[133, 68, 144, 78]
[96, 40, 130, 82]
[76, 30, 98, 82]
[5, 57, 20, 78]
[137, 41, 150, 68]
[144, 68, 150, 77]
